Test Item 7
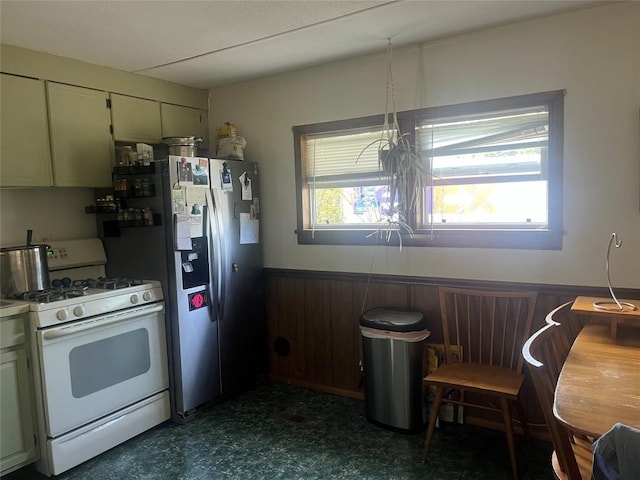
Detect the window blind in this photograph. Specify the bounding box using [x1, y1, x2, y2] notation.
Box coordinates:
[417, 106, 548, 180]
[417, 106, 549, 156]
[304, 128, 390, 179]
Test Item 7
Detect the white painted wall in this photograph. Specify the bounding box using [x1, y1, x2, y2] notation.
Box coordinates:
[209, 2, 640, 288]
[0, 188, 97, 246]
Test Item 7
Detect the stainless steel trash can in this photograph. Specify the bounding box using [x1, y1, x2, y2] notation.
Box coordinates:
[360, 307, 430, 431]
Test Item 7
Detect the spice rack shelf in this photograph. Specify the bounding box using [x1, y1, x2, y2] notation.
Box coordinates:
[85, 205, 118, 214]
[114, 187, 156, 199]
[111, 216, 162, 228]
[87, 161, 163, 237]
[113, 164, 156, 175]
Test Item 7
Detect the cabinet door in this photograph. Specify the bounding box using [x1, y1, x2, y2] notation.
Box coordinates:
[0, 348, 36, 474]
[0, 74, 53, 187]
[111, 94, 162, 143]
[47, 82, 113, 187]
[161, 104, 209, 148]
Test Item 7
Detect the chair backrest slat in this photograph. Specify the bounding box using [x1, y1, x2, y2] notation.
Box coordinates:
[509, 298, 522, 369]
[456, 298, 471, 361]
[438, 287, 537, 372]
[499, 298, 507, 367]
[465, 295, 470, 364]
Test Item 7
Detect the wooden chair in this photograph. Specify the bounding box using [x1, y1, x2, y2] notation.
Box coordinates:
[522, 302, 593, 480]
[423, 287, 538, 480]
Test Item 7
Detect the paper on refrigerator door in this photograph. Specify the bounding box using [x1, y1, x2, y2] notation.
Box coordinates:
[178, 158, 194, 184]
[240, 172, 252, 200]
[220, 168, 233, 191]
[184, 186, 205, 237]
[176, 157, 209, 186]
[172, 186, 186, 214]
[239, 213, 259, 244]
[175, 214, 192, 250]
[186, 187, 207, 207]
[192, 158, 210, 186]
[190, 211, 203, 238]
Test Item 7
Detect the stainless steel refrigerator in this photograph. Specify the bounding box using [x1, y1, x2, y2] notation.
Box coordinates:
[99, 156, 265, 421]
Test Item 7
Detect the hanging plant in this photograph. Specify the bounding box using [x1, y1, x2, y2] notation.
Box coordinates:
[356, 40, 431, 246]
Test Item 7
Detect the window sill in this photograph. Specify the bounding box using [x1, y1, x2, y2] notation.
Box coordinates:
[296, 228, 563, 250]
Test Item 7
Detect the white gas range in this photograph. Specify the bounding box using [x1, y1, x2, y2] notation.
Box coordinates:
[12, 239, 170, 477]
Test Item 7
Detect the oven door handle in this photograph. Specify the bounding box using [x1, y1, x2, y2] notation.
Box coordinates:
[42, 304, 164, 340]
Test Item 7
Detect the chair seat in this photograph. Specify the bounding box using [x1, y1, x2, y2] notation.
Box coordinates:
[551, 436, 593, 480]
[424, 362, 524, 398]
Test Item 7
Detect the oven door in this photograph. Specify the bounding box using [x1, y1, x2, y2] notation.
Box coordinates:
[36, 302, 169, 437]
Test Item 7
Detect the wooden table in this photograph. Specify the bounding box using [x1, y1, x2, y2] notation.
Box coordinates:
[571, 296, 640, 337]
[554, 323, 640, 437]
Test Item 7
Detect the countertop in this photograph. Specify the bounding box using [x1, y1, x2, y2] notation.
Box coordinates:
[0, 300, 30, 317]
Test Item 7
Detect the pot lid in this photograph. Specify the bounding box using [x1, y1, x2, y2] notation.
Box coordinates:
[1, 244, 50, 253]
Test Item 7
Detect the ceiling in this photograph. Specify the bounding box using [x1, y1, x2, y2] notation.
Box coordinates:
[0, 0, 604, 90]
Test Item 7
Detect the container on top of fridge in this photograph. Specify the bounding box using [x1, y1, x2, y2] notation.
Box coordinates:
[215, 122, 246, 160]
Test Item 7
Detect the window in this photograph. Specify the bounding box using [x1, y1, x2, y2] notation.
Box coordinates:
[293, 91, 565, 249]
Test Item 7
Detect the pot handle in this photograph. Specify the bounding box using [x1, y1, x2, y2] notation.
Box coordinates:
[26, 229, 33, 247]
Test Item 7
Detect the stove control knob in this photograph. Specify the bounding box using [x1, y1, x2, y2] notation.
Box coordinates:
[130, 294, 139, 304]
[56, 309, 67, 321]
[143, 291, 152, 301]
[73, 306, 84, 317]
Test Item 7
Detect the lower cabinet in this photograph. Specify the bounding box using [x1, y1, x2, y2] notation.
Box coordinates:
[0, 314, 37, 475]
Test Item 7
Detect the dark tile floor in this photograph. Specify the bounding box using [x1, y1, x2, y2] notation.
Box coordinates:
[8, 382, 553, 480]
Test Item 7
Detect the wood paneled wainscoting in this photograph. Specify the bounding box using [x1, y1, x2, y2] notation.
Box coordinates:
[264, 268, 640, 441]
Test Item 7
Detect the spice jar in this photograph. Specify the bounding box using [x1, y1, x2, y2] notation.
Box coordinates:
[143, 208, 154, 226]
[118, 146, 133, 166]
[115, 178, 129, 195]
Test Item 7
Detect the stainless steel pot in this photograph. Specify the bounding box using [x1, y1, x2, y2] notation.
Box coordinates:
[162, 136, 203, 157]
[1, 244, 51, 297]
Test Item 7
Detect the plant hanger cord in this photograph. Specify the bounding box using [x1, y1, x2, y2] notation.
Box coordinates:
[311, 139, 317, 239]
[383, 38, 401, 217]
[384, 39, 400, 141]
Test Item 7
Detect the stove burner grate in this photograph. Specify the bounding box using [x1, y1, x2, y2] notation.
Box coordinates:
[72, 277, 145, 290]
[12, 286, 89, 303]
[11, 277, 147, 303]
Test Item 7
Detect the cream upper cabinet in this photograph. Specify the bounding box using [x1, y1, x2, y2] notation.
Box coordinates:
[0, 313, 37, 475]
[161, 104, 209, 148]
[110, 94, 162, 143]
[47, 82, 113, 187]
[0, 74, 53, 187]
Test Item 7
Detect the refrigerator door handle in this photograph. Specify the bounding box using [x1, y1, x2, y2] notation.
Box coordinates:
[206, 188, 226, 322]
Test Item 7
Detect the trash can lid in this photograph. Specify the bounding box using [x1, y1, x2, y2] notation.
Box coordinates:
[359, 307, 426, 332]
